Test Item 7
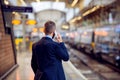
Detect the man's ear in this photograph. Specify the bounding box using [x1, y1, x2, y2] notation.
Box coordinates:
[43, 28, 46, 34]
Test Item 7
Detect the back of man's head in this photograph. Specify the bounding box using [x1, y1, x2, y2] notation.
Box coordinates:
[44, 21, 56, 35]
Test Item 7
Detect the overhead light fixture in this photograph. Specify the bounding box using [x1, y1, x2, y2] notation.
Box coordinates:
[56, 0, 59, 2]
[70, 16, 82, 23]
[36, 0, 40, 2]
[83, 6, 100, 17]
[26, 20, 37, 25]
[39, 27, 44, 32]
[32, 28, 38, 32]
[62, 25, 69, 30]
[82, 10, 90, 16]
[71, 0, 79, 7]
[20, 0, 27, 6]
[70, 19, 76, 23]
[77, 16, 82, 20]
[12, 12, 19, 15]
[12, 20, 21, 25]
[12, 12, 16, 14]
[4, 0, 9, 5]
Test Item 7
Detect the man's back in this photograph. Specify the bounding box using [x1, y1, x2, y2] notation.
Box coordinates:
[32, 37, 69, 80]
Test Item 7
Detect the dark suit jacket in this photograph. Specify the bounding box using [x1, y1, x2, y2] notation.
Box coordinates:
[31, 37, 69, 80]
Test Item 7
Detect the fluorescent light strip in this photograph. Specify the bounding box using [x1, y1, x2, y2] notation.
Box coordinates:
[83, 6, 100, 17]
[70, 16, 82, 23]
[77, 16, 82, 20]
[71, 0, 79, 7]
[70, 6, 100, 23]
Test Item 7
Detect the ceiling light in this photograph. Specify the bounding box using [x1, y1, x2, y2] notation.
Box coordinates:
[71, 0, 79, 7]
[56, 0, 59, 2]
[83, 10, 91, 16]
[26, 20, 37, 25]
[82, 6, 100, 17]
[20, 0, 27, 6]
[4, 0, 9, 5]
[69, 16, 82, 23]
[12, 20, 21, 25]
[36, 0, 40, 2]
[32, 28, 38, 32]
[70, 18, 76, 23]
[77, 16, 82, 20]
[62, 25, 69, 30]
[39, 27, 44, 32]
[12, 12, 16, 14]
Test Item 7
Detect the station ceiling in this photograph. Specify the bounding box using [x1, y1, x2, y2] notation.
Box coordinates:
[7, 0, 116, 11]
[7, 0, 82, 8]
[3, 0, 116, 33]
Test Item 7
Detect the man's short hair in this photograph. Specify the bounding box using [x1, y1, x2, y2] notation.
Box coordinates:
[44, 21, 56, 35]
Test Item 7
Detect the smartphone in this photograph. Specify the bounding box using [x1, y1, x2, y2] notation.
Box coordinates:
[52, 32, 55, 39]
[52, 31, 57, 39]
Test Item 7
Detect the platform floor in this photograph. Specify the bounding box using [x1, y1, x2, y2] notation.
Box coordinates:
[3, 52, 86, 80]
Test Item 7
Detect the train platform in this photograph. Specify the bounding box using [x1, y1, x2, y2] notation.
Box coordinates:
[63, 61, 87, 80]
[3, 52, 87, 80]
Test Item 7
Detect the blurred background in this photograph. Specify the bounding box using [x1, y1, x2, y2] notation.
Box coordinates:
[1, 0, 120, 52]
[0, 0, 120, 80]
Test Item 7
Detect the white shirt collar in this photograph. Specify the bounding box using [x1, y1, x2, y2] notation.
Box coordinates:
[45, 35, 52, 39]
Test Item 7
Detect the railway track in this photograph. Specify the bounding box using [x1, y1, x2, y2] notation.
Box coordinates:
[67, 45, 120, 80]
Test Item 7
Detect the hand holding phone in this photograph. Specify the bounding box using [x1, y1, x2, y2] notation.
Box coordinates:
[52, 31, 57, 39]
[55, 33, 63, 43]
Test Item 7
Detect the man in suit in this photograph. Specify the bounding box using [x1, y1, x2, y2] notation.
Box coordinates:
[31, 21, 69, 80]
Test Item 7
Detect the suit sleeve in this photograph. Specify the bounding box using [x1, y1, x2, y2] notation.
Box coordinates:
[31, 43, 38, 74]
[55, 42, 69, 61]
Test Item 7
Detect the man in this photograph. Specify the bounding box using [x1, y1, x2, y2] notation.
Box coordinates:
[31, 21, 69, 80]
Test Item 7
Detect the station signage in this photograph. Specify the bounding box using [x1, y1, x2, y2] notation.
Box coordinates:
[2, 5, 33, 13]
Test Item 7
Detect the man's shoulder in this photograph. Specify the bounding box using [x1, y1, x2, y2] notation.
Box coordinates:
[35, 37, 60, 47]
[45, 41, 56, 46]
[44, 41, 60, 49]
[32, 42, 37, 47]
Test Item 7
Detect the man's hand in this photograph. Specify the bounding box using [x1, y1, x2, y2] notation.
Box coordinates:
[55, 33, 63, 43]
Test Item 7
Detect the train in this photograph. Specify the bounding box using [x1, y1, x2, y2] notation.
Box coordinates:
[66, 24, 120, 67]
